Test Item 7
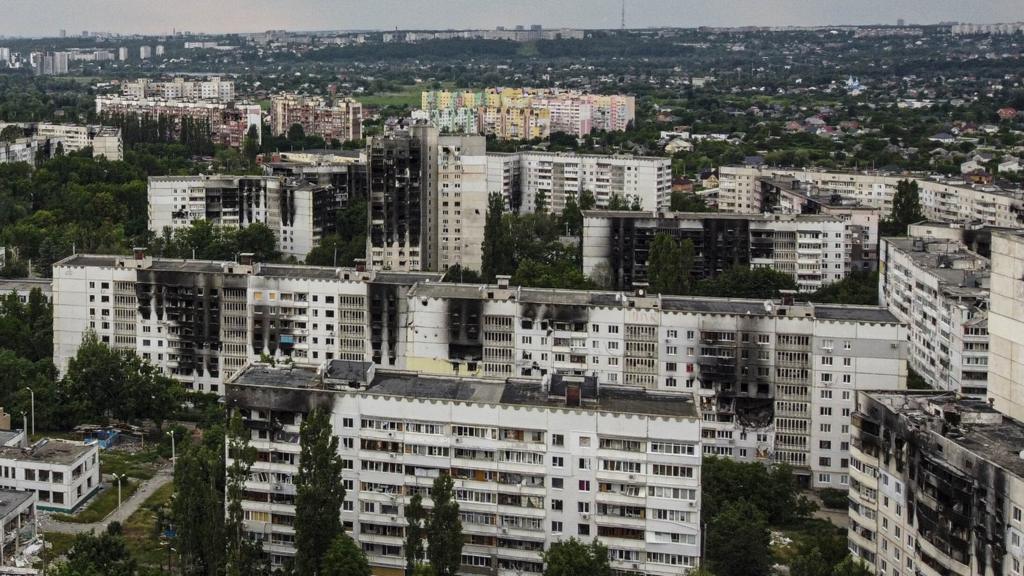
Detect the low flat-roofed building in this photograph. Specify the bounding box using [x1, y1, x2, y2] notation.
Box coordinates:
[0, 440, 99, 513]
[227, 361, 703, 574]
[0, 279, 52, 304]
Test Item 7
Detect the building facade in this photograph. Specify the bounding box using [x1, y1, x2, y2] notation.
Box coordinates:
[879, 235, 989, 397]
[52, 253, 442, 394]
[228, 363, 702, 575]
[988, 231, 1024, 423]
[582, 211, 874, 292]
[849, 392, 1024, 576]
[719, 166, 1024, 229]
[487, 152, 672, 213]
[270, 94, 362, 143]
[95, 96, 261, 149]
[422, 88, 635, 140]
[32, 123, 123, 160]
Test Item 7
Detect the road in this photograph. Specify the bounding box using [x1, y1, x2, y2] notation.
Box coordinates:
[40, 467, 173, 535]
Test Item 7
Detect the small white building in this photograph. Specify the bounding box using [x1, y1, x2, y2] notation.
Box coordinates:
[0, 489, 37, 567]
[0, 440, 100, 513]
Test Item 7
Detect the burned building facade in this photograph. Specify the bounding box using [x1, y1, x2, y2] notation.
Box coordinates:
[401, 279, 908, 489]
[850, 392, 1024, 576]
[582, 211, 874, 292]
[52, 253, 440, 394]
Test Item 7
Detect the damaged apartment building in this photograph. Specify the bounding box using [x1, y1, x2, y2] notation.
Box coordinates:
[849, 392, 1024, 576]
[51, 253, 907, 489]
[582, 210, 876, 292]
[51, 251, 441, 394]
[226, 363, 702, 574]
[148, 171, 366, 260]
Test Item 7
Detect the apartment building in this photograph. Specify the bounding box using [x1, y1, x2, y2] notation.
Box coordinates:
[849, 392, 1024, 576]
[120, 77, 235, 101]
[487, 152, 672, 213]
[95, 96, 261, 149]
[148, 174, 353, 260]
[367, 126, 488, 273]
[270, 94, 362, 143]
[0, 137, 39, 165]
[422, 88, 635, 140]
[988, 231, 1024, 423]
[52, 252, 442, 394]
[879, 234, 990, 397]
[0, 440, 99, 513]
[719, 166, 1024, 228]
[0, 279, 52, 304]
[400, 280, 906, 489]
[227, 362, 702, 575]
[32, 123, 123, 160]
[582, 211, 874, 292]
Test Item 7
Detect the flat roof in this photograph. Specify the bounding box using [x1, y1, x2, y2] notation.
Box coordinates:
[0, 431, 23, 446]
[0, 440, 92, 466]
[866, 392, 1024, 478]
[0, 279, 52, 293]
[0, 490, 34, 520]
[582, 210, 845, 223]
[230, 364, 697, 418]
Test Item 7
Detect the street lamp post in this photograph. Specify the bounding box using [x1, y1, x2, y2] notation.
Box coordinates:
[167, 430, 176, 464]
[112, 473, 125, 510]
[24, 387, 33, 438]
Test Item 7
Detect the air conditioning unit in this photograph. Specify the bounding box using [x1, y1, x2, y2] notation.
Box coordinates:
[632, 564, 641, 570]
[388, 453, 396, 459]
[387, 432, 394, 437]
[581, 513, 590, 520]
[501, 527, 509, 534]
[628, 474, 636, 480]
[390, 516, 397, 522]
[455, 438, 463, 443]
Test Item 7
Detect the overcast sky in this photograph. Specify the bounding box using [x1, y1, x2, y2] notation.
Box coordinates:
[0, 0, 1020, 37]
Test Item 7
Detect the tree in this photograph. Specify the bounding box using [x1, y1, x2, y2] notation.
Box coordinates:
[541, 538, 611, 576]
[534, 189, 548, 213]
[321, 534, 372, 576]
[694, 266, 798, 299]
[883, 179, 923, 236]
[236, 222, 281, 261]
[295, 407, 346, 575]
[705, 501, 771, 576]
[243, 124, 260, 167]
[670, 191, 712, 212]
[647, 233, 687, 295]
[288, 123, 307, 142]
[791, 548, 830, 576]
[606, 193, 629, 210]
[426, 474, 463, 576]
[225, 413, 267, 576]
[833, 557, 873, 576]
[52, 525, 137, 576]
[561, 193, 583, 236]
[808, 271, 879, 305]
[481, 192, 513, 282]
[578, 189, 597, 212]
[404, 493, 427, 575]
[0, 125, 22, 143]
[173, 425, 227, 576]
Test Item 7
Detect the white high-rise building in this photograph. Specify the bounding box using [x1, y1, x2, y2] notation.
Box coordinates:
[988, 231, 1024, 422]
[227, 364, 703, 574]
[487, 152, 672, 212]
[139, 46, 152, 60]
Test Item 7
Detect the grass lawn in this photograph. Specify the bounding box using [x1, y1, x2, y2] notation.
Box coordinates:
[52, 479, 139, 523]
[41, 531, 77, 564]
[101, 448, 163, 481]
[357, 87, 423, 108]
[124, 482, 175, 568]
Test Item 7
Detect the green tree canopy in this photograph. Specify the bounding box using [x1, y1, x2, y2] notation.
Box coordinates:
[541, 538, 612, 576]
[321, 534, 372, 576]
[295, 407, 346, 575]
[426, 473, 464, 576]
[705, 500, 771, 576]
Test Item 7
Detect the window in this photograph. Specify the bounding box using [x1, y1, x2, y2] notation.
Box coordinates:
[552, 456, 564, 468]
[551, 478, 564, 489]
[820, 407, 832, 416]
[552, 434, 564, 446]
[578, 502, 590, 513]
[578, 524, 590, 536]
[343, 418, 354, 428]
[579, 480, 591, 491]
[551, 521, 563, 533]
[578, 436, 590, 447]
[551, 499, 563, 511]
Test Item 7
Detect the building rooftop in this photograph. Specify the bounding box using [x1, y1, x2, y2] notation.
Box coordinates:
[410, 282, 900, 323]
[582, 210, 847, 223]
[0, 490, 34, 520]
[865, 392, 1024, 478]
[53, 255, 443, 284]
[0, 279, 52, 293]
[0, 440, 92, 466]
[229, 363, 698, 418]
[884, 237, 989, 296]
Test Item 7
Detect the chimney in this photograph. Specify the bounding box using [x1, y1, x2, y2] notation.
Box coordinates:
[133, 247, 146, 260]
[239, 253, 255, 266]
[496, 275, 511, 289]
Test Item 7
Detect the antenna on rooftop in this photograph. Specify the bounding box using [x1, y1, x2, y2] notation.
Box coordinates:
[621, 0, 626, 29]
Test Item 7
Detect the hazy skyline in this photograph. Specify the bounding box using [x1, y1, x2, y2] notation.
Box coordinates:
[0, 0, 1021, 37]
